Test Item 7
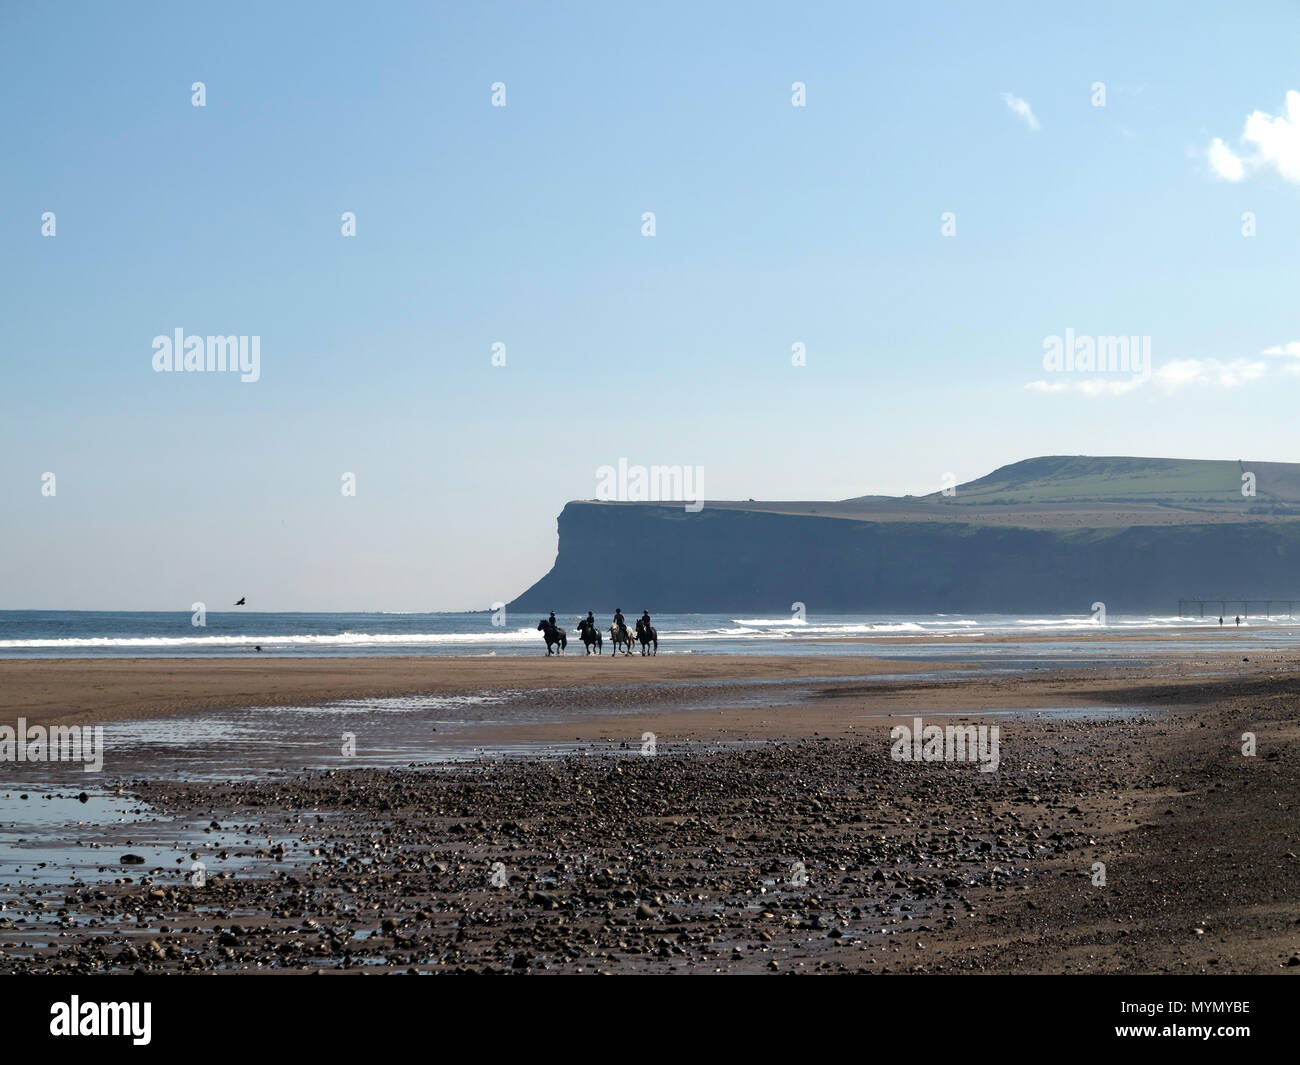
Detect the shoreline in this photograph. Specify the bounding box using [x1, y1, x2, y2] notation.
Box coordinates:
[1, 641, 1290, 732]
[2, 645, 1298, 973]
[2, 642, 1289, 733]
[3, 668, 1296, 974]
[829, 624, 1283, 643]
[0, 648, 1289, 784]
[0, 654, 964, 728]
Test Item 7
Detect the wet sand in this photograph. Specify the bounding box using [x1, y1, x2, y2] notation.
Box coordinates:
[2, 643, 1298, 974]
[455, 651, 1289, 747]
[0, 654, 962, 728]
[0, 638, 1286, 733]
[2, 667, 1297, 974]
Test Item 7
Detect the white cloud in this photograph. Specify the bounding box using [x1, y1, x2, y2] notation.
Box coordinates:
[1002, 92, 1039, 132]
[1208, 137, 1245, 181]
[1025, 378, 1142, 396]
[1262, 341, 1300, 359]
[1206, 91, 1300, 184]
[1152, 358, 1267, 390]
[1263, 341, 1300, 373]
[1026, 349, 1284, 397]
[1243, 91, 1300, 182]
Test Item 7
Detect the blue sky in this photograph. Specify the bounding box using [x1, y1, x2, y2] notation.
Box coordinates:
[3, 1, 1300, 610]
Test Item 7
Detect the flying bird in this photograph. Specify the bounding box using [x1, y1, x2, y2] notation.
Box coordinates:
[234, 597, 246, 606]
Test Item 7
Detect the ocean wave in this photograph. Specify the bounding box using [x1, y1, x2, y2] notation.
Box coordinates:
[2, 613, 1287, 654]
[1013, 618, 1107, 628]
[0, 618, 1123, 649]
[0, 629, 544, 649]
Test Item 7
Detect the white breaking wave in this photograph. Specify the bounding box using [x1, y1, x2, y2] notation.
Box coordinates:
[0, 621, 946, 648]
[0, 628, 544, 649]
[0, 613, 1278, 653]
[1013, 621, 1107, 629]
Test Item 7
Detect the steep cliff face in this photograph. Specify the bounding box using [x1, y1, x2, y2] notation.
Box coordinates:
[508, 500, 1300, 614]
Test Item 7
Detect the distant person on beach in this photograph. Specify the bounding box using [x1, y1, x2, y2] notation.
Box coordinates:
[1219, 617, 1224, 626]
[1236, 616, 1241, 627]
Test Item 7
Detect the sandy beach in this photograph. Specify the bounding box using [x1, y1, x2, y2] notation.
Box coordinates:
[0, 633, 1284, 731]
[0, 653, 961, 728]
[2, 638, 1299, 974]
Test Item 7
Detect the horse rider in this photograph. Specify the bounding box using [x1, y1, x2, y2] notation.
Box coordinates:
[613, 608, 626, 635]
[640, 609, 652, 632]
[585, 611, 596, 632]
[548, 611, 557, 633]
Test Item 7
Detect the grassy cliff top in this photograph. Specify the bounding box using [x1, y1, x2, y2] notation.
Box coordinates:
[938, 455, 1292, 505]
[574, 456, 1300, 529]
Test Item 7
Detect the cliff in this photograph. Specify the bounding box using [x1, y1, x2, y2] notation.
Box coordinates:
[508, 456, 1300, 613]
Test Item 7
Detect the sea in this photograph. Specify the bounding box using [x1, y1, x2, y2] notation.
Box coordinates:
[1, 610, 1296, 659]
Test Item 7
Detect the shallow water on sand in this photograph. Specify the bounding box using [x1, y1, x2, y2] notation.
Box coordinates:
[0, 787, 306, 894]
[1, 677, 1161, 787]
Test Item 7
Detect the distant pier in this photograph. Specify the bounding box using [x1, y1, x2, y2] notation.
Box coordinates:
[1178, 599, 1300, 618]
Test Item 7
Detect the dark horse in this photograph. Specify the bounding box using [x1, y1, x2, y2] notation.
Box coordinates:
[609, 622, 634, 656]
[537, 619, 567, 655]
[576, 618, 602, 655]
[636, 618, 658, 656]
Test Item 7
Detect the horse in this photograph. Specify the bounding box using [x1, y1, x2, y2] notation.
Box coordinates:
[537, 619, 566, 655]
[636, 619, 658, 656]
[609, 622, 635, 656]
[576, 618, 602, 655]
